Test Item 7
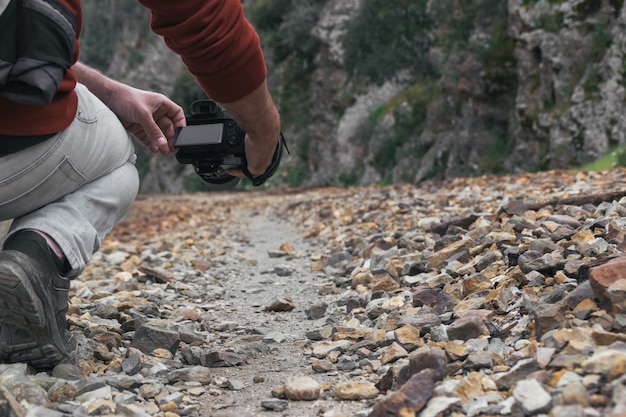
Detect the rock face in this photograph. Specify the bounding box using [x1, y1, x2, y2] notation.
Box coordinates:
[305, 0, 626, 186]
[506, 0, 626, 172]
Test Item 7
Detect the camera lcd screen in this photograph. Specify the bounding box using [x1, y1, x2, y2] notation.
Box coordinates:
[175, 124, 224, 146]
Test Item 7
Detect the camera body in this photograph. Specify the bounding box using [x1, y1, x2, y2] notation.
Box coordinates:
[174, 99, 288, 188]
[174, 99, 246, 187]
[174, 99, 289, 189]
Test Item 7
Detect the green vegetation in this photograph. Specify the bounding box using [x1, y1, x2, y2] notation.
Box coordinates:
[250, 0, 324, 62]
[249, 0, 326, 184]
[343, 0, 435, 85]
[81, 0, 152, 72]
[538, 10, 565, 33]
[170, 71, 206, 111]
[576, 145, 626, 171]
[373, 80, 438, 171]
[478, 137, 512, 174]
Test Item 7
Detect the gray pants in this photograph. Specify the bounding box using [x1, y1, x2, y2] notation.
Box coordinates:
[0, 84, 139, 277]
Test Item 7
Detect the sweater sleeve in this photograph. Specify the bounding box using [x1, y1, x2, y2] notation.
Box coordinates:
[138, 0, 267, 103]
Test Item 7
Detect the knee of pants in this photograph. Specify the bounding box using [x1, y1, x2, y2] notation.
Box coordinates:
[115, 162, 141, 215]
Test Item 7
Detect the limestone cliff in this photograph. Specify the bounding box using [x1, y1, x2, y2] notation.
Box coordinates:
[305, 0, 626, 186]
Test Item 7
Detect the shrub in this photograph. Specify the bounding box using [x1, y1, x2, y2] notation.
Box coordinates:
[343, 0, 434, 85]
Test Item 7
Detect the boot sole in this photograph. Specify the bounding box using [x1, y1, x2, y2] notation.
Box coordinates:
[0, 252, 74, 368]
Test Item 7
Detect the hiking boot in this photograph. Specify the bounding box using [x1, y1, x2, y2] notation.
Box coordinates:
[0, 233, 75, 369]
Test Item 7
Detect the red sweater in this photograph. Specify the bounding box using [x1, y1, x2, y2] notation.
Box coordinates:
[0, 0, 267, 136]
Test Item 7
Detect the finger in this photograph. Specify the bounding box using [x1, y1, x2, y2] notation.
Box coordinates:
[154, 137, 170, 156]
[224, 167, 244, 178]
[138, 108, 168, 146]
[157, 116, 176, 141]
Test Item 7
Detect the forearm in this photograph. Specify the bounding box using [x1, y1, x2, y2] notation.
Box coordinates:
[221, 80, 281, 151]
[71, 62, 123, 108]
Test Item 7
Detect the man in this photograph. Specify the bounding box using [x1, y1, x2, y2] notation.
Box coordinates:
[0, 0, 282, 369]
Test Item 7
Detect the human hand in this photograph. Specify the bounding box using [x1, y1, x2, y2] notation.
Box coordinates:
[112, 87, 186, 156]
[225, 133, 279, 179]
[72, 63, 186, 155]
[220, 81, 282, 180]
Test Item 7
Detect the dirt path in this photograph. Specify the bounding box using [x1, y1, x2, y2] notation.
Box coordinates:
[201, 205, 371, 416]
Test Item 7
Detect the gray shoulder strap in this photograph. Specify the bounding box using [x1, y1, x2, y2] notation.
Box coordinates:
[0, 0, 11, 14]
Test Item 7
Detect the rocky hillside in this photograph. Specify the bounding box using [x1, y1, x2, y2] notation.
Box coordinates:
[80, 0, 626, 191]
[304, 0, 626, 186]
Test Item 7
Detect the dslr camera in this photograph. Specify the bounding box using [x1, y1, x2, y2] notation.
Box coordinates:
[174, 99, 286, 188]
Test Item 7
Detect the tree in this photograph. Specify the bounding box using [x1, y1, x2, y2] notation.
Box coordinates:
[343, 0, 435, 85]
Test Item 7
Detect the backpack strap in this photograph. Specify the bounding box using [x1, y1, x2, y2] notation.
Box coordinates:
[0, 0, 77, 105]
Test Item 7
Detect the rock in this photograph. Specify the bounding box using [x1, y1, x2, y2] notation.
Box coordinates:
[463, 350, 493, 370]
[446, 316, 490, 341]
[412, 286, 459, 314]
[513, 379, 552, 414]
[494, 358, 539, 390]
[532, 302, 568, 337]
[284, 377, 321, 401]
[581, 347, 626, 381]
[201, 350, 247, 368]
[261, 398, 289, 411]
[588, 256, 626, 314]
[518, 251, 558, 274]
[19, 167, 626, 416]
[379, 342, 408, 365]
[122, 351, 142, 376]
[306, 302, 329, 319]
[312, 340, 353, 359]
[264, 296, 296, 312]
[368, 369, 441, 417]
[394, 325, 421, 351]
[131, 323, 181, 356]
[333, 381, 379, 400]
[312, 360, 336, 373]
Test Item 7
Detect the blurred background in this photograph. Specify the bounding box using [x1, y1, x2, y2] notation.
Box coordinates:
[78, 0, 626, 193]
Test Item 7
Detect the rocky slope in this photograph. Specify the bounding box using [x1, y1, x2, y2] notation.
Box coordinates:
[306, 0, 626, 186]
[1, 168, 626, 416]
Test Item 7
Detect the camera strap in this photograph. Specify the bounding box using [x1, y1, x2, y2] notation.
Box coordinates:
[241, 132, 289, 186]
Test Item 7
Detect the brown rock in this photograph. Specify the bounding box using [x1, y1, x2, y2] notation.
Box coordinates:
[333, 381, 379, 400]
[588, 256, 626, 314]
[462, 273, 493, 298]
[446, 316, 490, 341]
[368, 369, 440, 417]
[395, 325, 421, 351]
[428, 239, 474, 271]
[380, 342, 409, 365]
[405, 348, 448, 384]
[532, 302, 568, 337]
[371, 275, 401, 292]
[264, 296, 296, 312]
[412, 286, 459, 314]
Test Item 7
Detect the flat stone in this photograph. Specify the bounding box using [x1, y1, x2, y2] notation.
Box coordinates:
[284, 377, 321, 401]
[512, 378, 552, 414]
[333, 381, 379, 400]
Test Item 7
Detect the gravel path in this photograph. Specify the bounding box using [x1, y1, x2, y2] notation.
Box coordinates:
[2, 169, 626, 417]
